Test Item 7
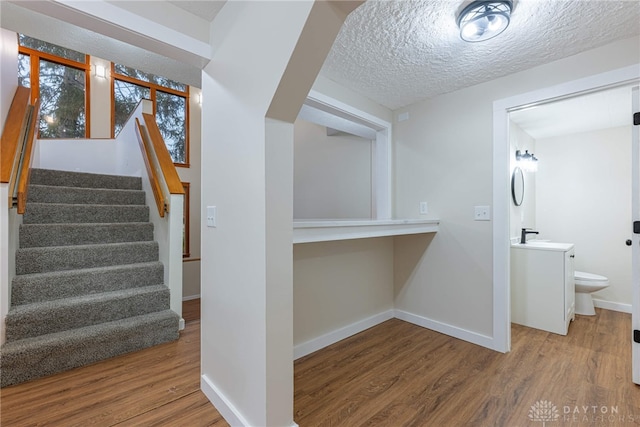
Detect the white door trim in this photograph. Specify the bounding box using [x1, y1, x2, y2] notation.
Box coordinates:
[492, 65, 640, 353]
[632, 86, 640, 385]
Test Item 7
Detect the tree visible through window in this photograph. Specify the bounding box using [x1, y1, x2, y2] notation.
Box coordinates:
[112, 65, 189, 165]
[17, 35, 89, 139]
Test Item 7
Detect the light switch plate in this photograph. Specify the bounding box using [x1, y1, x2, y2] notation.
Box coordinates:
[206, 206, 216, 227]
[419, 201, 428, 215]
[474, 205, 490, 221]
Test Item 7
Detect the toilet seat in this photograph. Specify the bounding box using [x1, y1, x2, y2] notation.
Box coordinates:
[574, 270, 609, 286]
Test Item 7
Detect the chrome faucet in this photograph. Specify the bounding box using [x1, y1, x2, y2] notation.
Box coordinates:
[520, 228, 539, 244]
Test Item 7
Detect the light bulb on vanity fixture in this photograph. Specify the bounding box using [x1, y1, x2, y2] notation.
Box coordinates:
[457, 0, 513, 42]
[515, 149, 538, 172]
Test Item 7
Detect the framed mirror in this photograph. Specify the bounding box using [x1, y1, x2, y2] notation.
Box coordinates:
[511, 166, 524, 206]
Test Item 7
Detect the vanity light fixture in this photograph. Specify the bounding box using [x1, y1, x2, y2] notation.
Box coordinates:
[457, 0, 513, 42]
[515, 149, 538, 172]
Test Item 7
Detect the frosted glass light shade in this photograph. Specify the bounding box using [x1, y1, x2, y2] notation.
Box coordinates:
[457, 1, 513, 42]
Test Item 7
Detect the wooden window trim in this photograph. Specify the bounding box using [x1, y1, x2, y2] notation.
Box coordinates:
[111, 66, 190, 167]
[18, 46, 91, 138]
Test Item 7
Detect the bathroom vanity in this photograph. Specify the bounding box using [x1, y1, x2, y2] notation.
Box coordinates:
[511, 241, 575, 335]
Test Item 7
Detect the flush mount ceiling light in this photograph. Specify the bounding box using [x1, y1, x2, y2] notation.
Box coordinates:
[457, 0, 513, 42]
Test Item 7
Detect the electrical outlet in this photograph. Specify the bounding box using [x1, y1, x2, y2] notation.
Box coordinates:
[474, 205, 490, 221]
[206, 206, 216, 227]
[419, 201, 428, 215]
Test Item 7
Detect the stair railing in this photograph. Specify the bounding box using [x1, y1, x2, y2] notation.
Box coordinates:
[1, 86, 40, 214]
[134, 114, 184, 217]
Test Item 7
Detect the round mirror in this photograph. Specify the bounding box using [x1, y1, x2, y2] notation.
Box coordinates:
[511, 166, 524, 206]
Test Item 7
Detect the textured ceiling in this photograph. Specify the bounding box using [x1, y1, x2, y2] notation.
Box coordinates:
[322, 0, 640, 110]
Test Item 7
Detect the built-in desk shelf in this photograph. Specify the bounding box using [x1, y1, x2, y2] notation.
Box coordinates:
[292, 219, 439, 244]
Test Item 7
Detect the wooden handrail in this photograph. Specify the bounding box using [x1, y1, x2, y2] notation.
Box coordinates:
[1, 86, 31, 184]
[135, 114, 184, 217]
[141, 113, 185, 195]
[16, 98, 40, 214]
[135, 118, 167, 217]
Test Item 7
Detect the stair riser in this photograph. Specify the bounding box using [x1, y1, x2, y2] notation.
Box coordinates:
[6, 287, 170, 341]
[19, 223, 154, 248]
[11, 262, 164, 306]
[30, 169, 142, 190]
[0, 311, 179, 388]
[23, 204, 149, 224]
[16, 242, 159, 275]
[28, 185, 145, 206]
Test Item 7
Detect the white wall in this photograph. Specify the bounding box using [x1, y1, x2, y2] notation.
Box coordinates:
[178, 87, 202, 299]
[509, 122, 536, 239]
[393, 36, 640, 343]
[89, 56, 112, 139]
[0, 28, 19, 344]
[536, 126, 632, 305]
[294, 118, 372, 219]
[293, 237, 394, 346]
[1, 28, 17, 126]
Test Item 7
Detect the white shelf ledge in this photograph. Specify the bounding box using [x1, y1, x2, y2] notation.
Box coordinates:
[293, 219, 439, 244]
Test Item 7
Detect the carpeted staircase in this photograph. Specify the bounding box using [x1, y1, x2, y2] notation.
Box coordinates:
[0, 168, 180, 387]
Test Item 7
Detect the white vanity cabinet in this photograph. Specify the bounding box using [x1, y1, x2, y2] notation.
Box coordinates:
[511, 242, 575, 335]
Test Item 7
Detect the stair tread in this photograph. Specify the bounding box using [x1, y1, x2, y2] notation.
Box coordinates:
[0, 310, 179, 387]
[8, 285, 168, 316]
[29, 184, 144, 193]
[25, 202, 149, 208]
[17, 240, 158, 252]
[12, 261, 163, 281]
[16, 241, 159, 275]
[23, 203, 150, 225]
[1, 310, 178, 350]
[29, 169, 142, 190]
[19, 222, 154, 248]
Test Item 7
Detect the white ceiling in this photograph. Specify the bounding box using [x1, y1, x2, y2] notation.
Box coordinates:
[167, 1, 227, 22]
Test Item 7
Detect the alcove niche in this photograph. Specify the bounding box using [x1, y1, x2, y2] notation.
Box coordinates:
[294, 90, 391, 221]
[292, 91, 439, 244]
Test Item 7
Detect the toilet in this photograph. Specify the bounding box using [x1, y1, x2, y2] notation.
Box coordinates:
[574, 271, 609, 315]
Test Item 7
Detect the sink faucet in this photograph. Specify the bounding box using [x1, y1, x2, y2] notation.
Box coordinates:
[520, 228, 539, 244]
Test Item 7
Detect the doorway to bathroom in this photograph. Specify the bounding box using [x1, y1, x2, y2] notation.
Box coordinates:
[492, 66, 640, 384]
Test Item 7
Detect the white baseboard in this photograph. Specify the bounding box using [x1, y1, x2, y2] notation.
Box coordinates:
[202, 374, 251, 426]
[394, 309, 494, 350]
[201, 374, 298, 427]
[593, 298, 632, 314]
[179, 318, 185, 331]
[294, 309, 394, 360]
[182, 294, 201, 301]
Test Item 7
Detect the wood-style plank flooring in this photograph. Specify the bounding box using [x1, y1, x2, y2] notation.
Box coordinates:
[2, 301, 639, 426]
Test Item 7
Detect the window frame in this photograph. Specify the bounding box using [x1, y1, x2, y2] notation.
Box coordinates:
[111, 64, 190, 167]
[18, 45, 91, 139]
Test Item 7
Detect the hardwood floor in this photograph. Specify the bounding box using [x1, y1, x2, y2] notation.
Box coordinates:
[2, 304, 638, 426]
[294, 309, 640, 426]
